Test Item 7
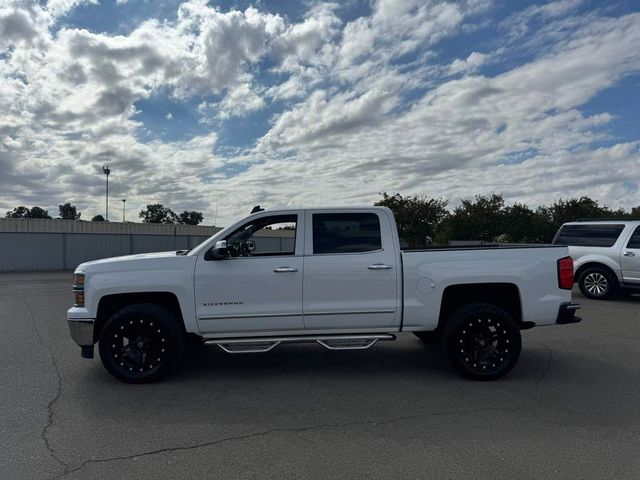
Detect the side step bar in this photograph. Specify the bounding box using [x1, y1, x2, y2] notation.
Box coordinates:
[205, 334, 396, 354]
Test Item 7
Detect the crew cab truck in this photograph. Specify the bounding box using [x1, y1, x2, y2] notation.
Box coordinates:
[67, 207, 581, 383]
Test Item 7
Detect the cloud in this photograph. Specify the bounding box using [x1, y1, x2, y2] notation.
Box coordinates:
[0, 0, 639, 224]
[216, 83, 265, 119]
[448, 51, 487, 74]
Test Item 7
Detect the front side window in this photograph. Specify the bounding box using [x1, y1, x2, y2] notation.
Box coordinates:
[627, 227, 640, 249]
[224, 215, 296, 257]
[553, 224, 625, 247]
[313, 213, 382, 254]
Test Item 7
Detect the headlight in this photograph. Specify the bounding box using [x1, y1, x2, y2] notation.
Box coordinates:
[73, 273, 85, 307]
[73, 273, 85, 289]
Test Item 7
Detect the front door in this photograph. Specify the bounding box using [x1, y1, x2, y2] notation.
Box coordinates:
[194, 212, 305, 335]
[621, 226, 640, 284]
[302, 210, 400, 331]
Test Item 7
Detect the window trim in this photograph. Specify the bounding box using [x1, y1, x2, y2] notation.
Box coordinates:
[626, 226, 640, 249]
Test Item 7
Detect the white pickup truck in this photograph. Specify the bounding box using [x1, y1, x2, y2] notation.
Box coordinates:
[67, 207, 581, 383]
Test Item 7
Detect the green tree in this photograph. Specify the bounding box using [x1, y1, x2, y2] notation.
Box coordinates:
[5, 206, 30, 218]
[139, 204, 177, 224]
[632, 206, 640, 217]
[501, 203, 547, 243]
[26, 206, 52, 219]
[535, 196, 614, 242]
[91, 214, 105, 221]
[375, 192, 449, 247]
[177, 211, 204, 225]
[58, 202, 81, 220]
[443, 194, 506, 242]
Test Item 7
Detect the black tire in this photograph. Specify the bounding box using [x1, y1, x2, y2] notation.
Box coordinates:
[98, 303, 185, 384]
[413, 331, 440, 344]
[578, 267, 617, 300]
[441, 303, 521, 381]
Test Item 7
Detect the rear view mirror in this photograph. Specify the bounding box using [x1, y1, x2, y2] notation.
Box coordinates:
[206, 240, 229, 260]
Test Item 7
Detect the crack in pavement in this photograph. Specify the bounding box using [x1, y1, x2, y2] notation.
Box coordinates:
[24, 300, 70, 472]
[47, 405, 525, 479]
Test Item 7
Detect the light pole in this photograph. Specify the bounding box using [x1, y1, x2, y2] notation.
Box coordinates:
[122, 199, 126, 222]
[102, 165, 110, 221]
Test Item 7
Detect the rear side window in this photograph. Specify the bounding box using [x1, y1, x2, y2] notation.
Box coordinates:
[627, 227, 640, 249]
[313, 213, 382, 254]
[553, 224, 625, 247]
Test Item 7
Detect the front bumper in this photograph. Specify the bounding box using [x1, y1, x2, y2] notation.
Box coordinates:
[556, 302, 581, 325]
[67, 318, 95, 346]
[67, 308, 95, 358]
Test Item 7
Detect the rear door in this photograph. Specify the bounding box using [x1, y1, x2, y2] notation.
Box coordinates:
[302, 210, 400, 331]
[620, 225, 640, 283]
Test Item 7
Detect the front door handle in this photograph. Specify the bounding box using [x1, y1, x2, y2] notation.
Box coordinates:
[623, 251, 636, 257]
[368, 264, 393, 270]
[273, 266, 298, 273]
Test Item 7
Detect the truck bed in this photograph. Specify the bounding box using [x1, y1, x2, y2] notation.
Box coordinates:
[400, 244, 571, 331]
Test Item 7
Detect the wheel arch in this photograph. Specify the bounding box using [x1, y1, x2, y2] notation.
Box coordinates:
[575, 262, 619, 285]
[94, 292, 185, 343]
[437, 283, 522, 331]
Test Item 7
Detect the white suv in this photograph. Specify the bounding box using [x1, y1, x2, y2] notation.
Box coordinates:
[553, 220, 640, 299]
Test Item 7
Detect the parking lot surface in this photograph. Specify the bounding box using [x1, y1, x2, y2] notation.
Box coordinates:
[1, 272, 639, 479]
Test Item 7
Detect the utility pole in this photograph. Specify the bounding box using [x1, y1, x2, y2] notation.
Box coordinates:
[102, 165, 110, 221]
[122, 199, 126, 222]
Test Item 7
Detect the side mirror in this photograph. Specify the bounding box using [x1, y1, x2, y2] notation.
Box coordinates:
[246, 240, 256, 252]
[206, 240, 229, 260]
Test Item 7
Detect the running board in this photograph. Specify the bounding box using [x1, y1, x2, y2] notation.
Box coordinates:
[205, 334, 396, 354]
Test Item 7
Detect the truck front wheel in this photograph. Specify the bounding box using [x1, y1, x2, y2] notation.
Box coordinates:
[98, 303, 185, 383]
[441, 303, 521, 381]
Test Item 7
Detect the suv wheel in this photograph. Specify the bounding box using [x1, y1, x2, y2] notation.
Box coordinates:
[578, 267, 616, 300]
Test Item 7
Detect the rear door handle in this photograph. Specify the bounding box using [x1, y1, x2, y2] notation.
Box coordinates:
[623, 251, 636, 257]
[273, 266, 298, 273]
[368, 264, 393, 270]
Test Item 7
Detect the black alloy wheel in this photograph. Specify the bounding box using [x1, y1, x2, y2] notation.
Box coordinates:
[99, 303, 184, 383]
[442, 303, 521, 381]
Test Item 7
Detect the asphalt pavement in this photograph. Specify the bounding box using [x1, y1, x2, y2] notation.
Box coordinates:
[1, 272, 639, 479]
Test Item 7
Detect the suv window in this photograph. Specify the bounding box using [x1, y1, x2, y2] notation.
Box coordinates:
[313, 213, 382, 254]
[627, 227, 640, 249]
[553, 224, 625, 247]
[225, 214, 296, 257]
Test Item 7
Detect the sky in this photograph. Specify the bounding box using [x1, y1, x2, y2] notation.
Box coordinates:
[0, 0, 639, 225]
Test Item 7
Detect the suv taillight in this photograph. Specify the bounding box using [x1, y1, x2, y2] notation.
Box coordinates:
[558, 256, 574, 290]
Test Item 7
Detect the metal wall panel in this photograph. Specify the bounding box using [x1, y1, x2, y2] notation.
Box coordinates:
[64, 234, 131, 271]
[131, 235, 178, 254]
[0, 232, 287, 272]
[0, 233, 64, 272]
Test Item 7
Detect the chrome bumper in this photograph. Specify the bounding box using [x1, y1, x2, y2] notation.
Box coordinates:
[67, 318, 95, 346]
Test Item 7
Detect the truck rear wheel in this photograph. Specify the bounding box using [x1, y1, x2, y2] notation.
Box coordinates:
[441, 303, 521, 381]
[98, 303, 185, 384]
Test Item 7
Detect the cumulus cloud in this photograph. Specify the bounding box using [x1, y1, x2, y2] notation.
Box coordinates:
[0, 0, 639, 223]
[448, 51, 487, 74]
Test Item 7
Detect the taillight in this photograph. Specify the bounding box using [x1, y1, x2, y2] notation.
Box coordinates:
[558, 256, 574, 290]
